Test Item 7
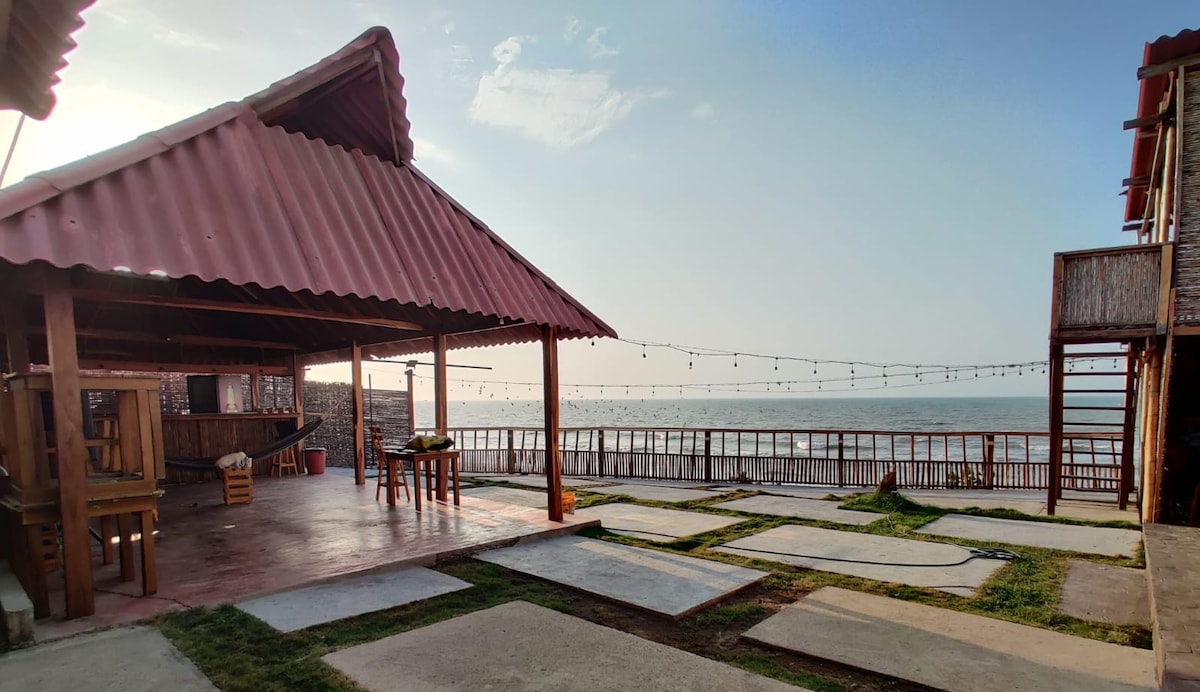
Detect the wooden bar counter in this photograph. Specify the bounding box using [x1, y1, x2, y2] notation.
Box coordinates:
[162, 412, 300, 481]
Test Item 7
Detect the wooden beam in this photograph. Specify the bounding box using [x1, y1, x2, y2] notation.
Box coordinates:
[2, 293, 29, 374]
[78, 360, 290, 376]
[543, 325, 563, 522]
[39, 327, 300, 351]
[1157, 251, 1175, 334]
[405, 367, 416, 437]
[70, 290, 424, 332]
[351, 341, 365, 485]
[1047, 342, 1064, 515]
[1122, 175, 1151, 187]
[433, 334, 447, 435]
[1124, 114, 1163, 131]
[43, 274, 94, 617]
[1139, 55, 1200, 80]
[250, 373, 261, 410]
[292, 354, 305, 440]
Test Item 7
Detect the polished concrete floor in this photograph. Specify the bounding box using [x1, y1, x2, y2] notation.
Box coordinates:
[37, 474, 593, 640]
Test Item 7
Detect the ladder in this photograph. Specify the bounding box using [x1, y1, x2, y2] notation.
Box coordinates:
[1047, 345, 1139, 513]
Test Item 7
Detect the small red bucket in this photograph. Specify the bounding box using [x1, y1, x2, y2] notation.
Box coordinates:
[303, 448, 327, 475]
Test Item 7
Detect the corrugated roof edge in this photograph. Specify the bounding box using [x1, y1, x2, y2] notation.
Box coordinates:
[403, 161, 618, 340]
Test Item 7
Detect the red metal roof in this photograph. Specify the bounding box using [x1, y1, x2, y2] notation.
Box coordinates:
[0, 27, 615, 351]
[1125, 28, 1200, 222]
[0, 0, 94, 120]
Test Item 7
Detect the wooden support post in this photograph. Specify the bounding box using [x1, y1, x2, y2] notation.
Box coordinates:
[139, 510, 157, 595]
[598, 429, 608, 478]
[433, 334, 448, 435]
[836, 433, 845, 487]
[99, 517, 114, 565]
[507, 428, 516, 474]
[703, 430, 712, 483]
[1120, 348, 1139, 511]
[405, 367, 416, 438]
[250, 373, 261, 411]
[43, 274, 94, 617]
[543, 326, 563, 521]
[292, 354, 305, 465]
[1047, 343, 1064, 515]
[116, 513, 135, 582]
[351, 341, 365, 485]
[982, 434, 996, 489]
[2, 294, 29, 374]
[1149, 335, 1174, 524]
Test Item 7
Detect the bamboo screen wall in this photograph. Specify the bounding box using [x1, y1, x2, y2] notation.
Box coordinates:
[1058, 247, 1162, 328]
[302, 381, 411, 468]
[1176, 68, 1200, 323]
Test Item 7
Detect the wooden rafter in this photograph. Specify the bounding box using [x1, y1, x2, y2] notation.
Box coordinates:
[29, 326, 299, 351]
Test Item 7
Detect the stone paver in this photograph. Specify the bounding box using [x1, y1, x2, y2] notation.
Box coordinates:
[0, 626, 216, 692]
[587, 483, 725, 503]
[903, 489, 1046, 515]
[712, 495, 881, 525]
[714, 524, 1005, 596]
[715, 484, 844, 499]
[577, 503, 744, 541]
[1144, 524, 1200, 691]
[477, 535, 766, 618]
[744, 587, 1155, 692]
[1058, 561, 1148, 625]
[460, 486, 547, 509]
[465, 474, 608, 489]
[238, 567, 471, 632]
[326, 601, 801, 691]
[916, 514, 1142, 556]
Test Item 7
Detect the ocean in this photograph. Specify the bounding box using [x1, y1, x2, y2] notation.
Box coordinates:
[412, 396, 1115, 432]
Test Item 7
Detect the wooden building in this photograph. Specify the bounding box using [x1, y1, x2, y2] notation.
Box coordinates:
[0, 27, 615, 620]
[1048, 28, 1200, 524]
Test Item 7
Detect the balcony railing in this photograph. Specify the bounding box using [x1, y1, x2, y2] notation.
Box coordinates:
[1051, 243, 1170, 338]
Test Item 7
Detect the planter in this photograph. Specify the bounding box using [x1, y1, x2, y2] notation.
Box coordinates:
[303, 447, 327, 475]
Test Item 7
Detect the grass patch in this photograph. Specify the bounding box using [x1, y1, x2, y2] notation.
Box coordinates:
[686, 602, 766, 628]
[727, 653, 848, 692]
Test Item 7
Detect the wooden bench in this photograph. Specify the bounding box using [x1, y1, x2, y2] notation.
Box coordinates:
[222, 469, 254, 505]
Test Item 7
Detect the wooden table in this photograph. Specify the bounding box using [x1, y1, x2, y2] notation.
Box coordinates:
[382, 448, 460, 510]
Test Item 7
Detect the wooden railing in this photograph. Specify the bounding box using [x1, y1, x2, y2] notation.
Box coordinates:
[1052, 243, 1169, 336]
[419, 426, 1127, 491]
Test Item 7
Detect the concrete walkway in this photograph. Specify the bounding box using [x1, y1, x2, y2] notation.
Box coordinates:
[325, 601, 802, 691]
[577, 502, 744, 541]
[916, 514, 1142, 557]
[586, 483, 726, 503]
[712, 495, 881, 525]
[477, 535, 766, 618]
[744, 587, 1156, 692]
[1057, 561, 1149, 625]
[0, 626, 216, 692]
[715, 524, 1006, 596]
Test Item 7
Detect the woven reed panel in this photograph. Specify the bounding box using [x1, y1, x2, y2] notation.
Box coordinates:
[1176, 70, 1200, 323]
[1059, 249, 1160, 327]
[303, 380, 411, 468]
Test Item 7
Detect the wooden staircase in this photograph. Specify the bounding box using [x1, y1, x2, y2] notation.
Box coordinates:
[1048, 346, 1139, 513]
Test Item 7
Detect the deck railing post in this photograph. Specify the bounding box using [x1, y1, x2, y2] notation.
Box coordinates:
[506, 428, 516, 474]
[704, 430, 712, 483]
[837, 432, 845, 488]
[598, 429, 606, 477]
[983, 434, 996, 488]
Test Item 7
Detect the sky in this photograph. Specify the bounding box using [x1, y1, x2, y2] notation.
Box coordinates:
[3, 0, 1197, 400]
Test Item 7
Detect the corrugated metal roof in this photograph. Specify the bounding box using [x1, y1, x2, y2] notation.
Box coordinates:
[1125, 28, 1200, 222]
[0, 0, 94, 120]
[0, 27, 615, 356]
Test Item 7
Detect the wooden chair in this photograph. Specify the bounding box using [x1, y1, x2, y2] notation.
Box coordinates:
[269, 446, 300, 477]
[372, 427, 410, 503]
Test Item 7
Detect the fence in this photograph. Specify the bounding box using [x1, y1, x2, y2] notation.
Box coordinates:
[421, 426, 1126, 491]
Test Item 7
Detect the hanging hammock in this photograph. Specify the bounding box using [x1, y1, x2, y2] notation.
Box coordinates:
[164, 418, 324, 470]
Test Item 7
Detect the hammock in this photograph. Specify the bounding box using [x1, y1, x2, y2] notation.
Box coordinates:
[165, 418, 324, 470]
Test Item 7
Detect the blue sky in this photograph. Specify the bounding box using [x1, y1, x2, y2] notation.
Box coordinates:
[2, 1, 1196, 399]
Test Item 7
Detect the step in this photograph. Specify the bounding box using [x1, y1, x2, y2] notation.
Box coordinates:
[1144, 524, 1200, 691]
[744, 586, 1155, 692]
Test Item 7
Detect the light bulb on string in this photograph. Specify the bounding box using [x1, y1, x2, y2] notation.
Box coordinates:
[642, 345, 646, 358]
[734, 353, 738, 368]
[774, 358, 779, 371]
[689, 353, 694, 370]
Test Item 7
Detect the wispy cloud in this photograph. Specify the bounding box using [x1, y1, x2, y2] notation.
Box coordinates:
[470, 36, 658, 149]
[152, 27, 224, 51]
[586, 27, 619, 58]
[691, 103, 715, 119]
[413, 137, 456, 166]
[95, 4, 226, 51]
[442, 21, 456, 36]
[564, 17, 582, 43]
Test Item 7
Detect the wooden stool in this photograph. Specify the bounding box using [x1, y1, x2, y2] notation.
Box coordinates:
[222, 468, 254, 504]
[371, 427, 410, 505]
[270, 447, 300, 477]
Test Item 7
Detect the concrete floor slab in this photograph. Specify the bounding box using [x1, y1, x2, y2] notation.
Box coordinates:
[325, 601, 800, 691]
[460, 486, 548, 509]
[903, 490, 1046, 515]
[712, 495, 882, 525]
[1052, 499, 1141, 524]
[477, 535, 767, 618]
[237, 567, 471, 632]
[577, 503, 744, 541]
[744, 587, 1155, 692]
[916, 514, 1142, 556]
[0, 626, 216, 692]
[466, 474, 608, 489]
[714, 524, 1005, 596]
[715, 484, 845, 499]
[587, 484, 725, 503]
[1058, 561, 1148, 625]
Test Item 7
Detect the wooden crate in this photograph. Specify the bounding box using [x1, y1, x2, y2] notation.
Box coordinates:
[221, 469, 253, 505]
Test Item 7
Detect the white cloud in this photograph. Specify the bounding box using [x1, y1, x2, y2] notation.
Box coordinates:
[442, 21, 455, 36]
[152, 27, 223, 51]
[564, 17, 582, 42]
[413, 137, 456, 166]
[691, 103, 715, 119]
[586, 27, 619, 58]
[470, 36, 655, 149]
